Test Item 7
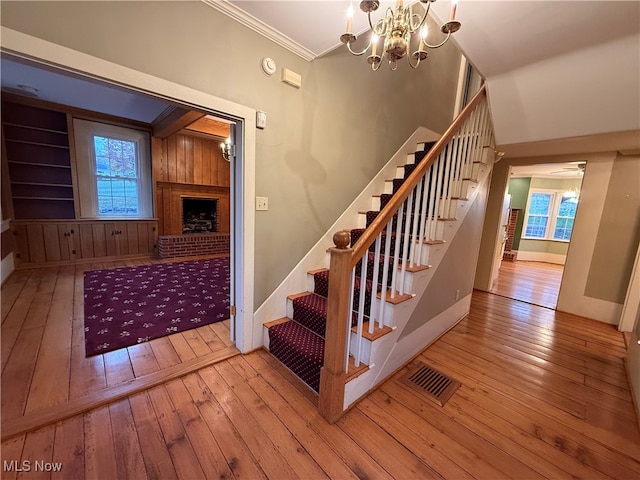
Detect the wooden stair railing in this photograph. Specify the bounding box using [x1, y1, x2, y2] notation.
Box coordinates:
[319, 86, 491, 423]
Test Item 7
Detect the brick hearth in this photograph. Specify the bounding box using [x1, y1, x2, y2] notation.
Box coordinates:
[157, 233, 230, 258]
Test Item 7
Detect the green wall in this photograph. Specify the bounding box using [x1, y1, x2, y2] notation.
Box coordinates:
[506, 177, 530, 250]
[0, 1, 461, 306]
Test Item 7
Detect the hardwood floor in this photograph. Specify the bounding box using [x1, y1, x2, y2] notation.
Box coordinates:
[2, 279, 638, 479]
[490, 260, 563, 309]
[1, 255, 237, 438]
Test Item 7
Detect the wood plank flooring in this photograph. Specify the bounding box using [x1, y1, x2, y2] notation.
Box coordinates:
[490, 260, 563, 309]
[1, 255, 237, 436]
[2, 281, 638, 479]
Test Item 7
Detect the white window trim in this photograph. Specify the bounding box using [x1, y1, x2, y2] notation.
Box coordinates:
[522, 188, 575, 243]
[73, 119, 153, 219]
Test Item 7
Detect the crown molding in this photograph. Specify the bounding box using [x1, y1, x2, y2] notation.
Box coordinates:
[202, 0, 316, 62]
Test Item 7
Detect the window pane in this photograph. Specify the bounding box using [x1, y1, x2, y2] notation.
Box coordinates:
[524, 192, 554, 238]
[93, 135, 140, 216]
[98, 196, 113, 214]
[525, 215, 548, 238]
[558, 197, 578, 217]
[529, 193, 552, 215]
[553, 197, 578, 240]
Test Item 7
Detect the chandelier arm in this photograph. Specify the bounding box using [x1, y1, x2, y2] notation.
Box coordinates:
[372, 16, 387, 36]
[422, 30, 452, 49]
[346, 39, 371, 56]
[407, 53, 421, 69]
[409, 2, 430, 33]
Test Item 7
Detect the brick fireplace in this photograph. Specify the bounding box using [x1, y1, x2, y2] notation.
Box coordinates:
[157, 232, 229, 258]
[182, 196, 218, 233]
[156, 184, 231, 259]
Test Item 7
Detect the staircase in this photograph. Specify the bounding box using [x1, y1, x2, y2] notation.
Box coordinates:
[262, 87, 495, 422]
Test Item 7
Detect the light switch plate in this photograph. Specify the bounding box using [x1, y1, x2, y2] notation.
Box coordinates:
[256, 111, 267, 129]
[256, 196, 269, 211]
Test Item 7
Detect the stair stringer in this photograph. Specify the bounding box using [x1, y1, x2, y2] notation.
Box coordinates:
[343, 151, 494, 409]
[253, 126, 441, 350]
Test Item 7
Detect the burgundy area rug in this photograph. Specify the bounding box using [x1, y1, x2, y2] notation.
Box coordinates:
[84, 258, 230, 356]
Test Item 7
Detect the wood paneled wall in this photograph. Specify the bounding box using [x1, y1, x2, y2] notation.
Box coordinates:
[153, 133, 230, 186]
[152, 133, 231, 236]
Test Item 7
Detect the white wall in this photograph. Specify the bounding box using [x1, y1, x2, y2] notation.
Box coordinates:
[488, 34, 640, 146]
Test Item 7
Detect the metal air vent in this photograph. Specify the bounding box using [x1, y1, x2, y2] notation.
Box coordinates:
[400, 362, 460, 407]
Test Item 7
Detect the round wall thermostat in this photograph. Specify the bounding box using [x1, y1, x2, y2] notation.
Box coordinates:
[261, 57, 277, 75]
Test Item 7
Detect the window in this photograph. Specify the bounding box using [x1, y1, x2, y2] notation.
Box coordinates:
[523, 189, 578, 242]
[74, 119, 152, 219]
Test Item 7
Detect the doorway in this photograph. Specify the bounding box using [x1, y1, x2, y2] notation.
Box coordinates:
[489, 162, 585, 309]
[1, 30, 257, 351]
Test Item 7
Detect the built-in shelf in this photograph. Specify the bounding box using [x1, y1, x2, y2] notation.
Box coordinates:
[2, 99, 76, 220]
[10, 181, 74, 188]
[13, 197, 74, 201]
[2, 122, 67, 135]
[4, 139, 70, 149]
[8, 161, 72, 169]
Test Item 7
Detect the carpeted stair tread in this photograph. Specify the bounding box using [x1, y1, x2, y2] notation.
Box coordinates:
[312, 270, 330, 298]
[292, 293, 329, 337]
[268, 320, 324, 392]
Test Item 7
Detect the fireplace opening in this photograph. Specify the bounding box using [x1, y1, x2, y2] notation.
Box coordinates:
[182, 197, 218, 234]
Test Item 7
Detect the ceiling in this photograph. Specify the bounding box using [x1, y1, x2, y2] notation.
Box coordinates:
[0, 56, 174, 123]
[510, 162, 585, 179]
[208, 0, 640, 153]
[1, 1, 638, 156]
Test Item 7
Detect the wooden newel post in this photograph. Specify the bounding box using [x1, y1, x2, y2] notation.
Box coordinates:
[318, 230, 352, 423]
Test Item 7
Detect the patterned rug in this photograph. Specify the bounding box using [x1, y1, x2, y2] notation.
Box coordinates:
[83, 258, 230, 356]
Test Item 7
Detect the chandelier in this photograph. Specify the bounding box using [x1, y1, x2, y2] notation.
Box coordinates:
[340, 0, 461, 70]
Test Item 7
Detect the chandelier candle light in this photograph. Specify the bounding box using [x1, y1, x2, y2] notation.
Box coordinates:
[341, 0, 461, 70]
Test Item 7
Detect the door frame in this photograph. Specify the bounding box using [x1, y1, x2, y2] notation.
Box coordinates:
[1, 27, 257, 352]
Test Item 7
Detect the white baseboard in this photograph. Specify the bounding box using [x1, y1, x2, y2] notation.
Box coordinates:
[515, 251, 566, 265]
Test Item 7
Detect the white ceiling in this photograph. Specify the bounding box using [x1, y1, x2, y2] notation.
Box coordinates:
[208, 0, 640, 150]
[510, 162, 585, 179]
[0, 57, 172, 123]
[2, 1, 638, 155]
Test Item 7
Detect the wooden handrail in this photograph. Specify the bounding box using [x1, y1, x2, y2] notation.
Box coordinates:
[349, 85, 487, 268]
[319, 85, 488, 423]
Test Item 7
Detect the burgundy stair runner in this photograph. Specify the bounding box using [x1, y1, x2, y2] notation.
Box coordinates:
[268, 142, 436, 392]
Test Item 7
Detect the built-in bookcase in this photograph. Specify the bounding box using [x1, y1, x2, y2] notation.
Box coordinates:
[2, 100, 76, 219]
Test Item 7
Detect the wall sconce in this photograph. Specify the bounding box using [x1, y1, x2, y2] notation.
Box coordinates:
[220, 138, 234, 162]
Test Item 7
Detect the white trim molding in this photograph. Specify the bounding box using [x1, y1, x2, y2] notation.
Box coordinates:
[202, 0, 316, 61]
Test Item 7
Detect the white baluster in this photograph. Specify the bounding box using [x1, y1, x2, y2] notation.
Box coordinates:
[368, 234, 382, 335]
